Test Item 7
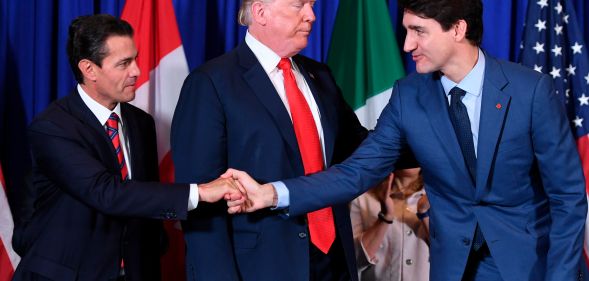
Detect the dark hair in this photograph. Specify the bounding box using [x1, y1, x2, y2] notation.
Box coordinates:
[398, 0, 483, 46]
[66, 14, 134, 83]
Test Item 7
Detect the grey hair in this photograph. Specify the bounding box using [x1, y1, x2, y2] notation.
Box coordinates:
[238, 0, 274, 26]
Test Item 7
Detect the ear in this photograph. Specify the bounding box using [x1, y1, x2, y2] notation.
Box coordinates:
[251, 1, 267, 25]
[78, 59, 97, 82]
[453, 19, 468, 42]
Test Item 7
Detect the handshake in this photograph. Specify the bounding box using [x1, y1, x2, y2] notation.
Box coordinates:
[198, 168, 277, 213]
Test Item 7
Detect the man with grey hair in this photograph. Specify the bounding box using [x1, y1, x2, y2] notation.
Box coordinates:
[171, 0, 367, 280]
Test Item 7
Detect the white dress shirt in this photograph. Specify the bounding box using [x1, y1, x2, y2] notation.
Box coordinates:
[78, 84, 199, 210]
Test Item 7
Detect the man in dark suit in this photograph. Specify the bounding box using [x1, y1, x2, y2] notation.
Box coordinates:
[170, 0, 367, 280]
[12, 14, 243, 281]
[226, 0, 588, 280]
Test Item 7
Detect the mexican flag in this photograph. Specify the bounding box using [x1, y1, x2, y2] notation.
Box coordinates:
[327, 0, 405, 129]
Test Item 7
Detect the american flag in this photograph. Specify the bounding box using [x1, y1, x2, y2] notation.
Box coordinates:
[519, 0, 589, 274]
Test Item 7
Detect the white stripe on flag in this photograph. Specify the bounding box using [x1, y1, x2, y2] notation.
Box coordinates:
[353, 87, 393, 130]
[0, 175, 20, 272]
[131, 45, 189, 163]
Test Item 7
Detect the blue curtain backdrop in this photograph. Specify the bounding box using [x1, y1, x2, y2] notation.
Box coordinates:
[1, 0, 588, 220]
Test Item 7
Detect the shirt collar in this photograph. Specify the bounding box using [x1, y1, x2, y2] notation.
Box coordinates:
[245, 30, 290, 74]
[77, 84, 123, 127]
[441, 48, 485, 97]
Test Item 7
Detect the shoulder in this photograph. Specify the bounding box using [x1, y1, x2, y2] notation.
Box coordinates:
[487, 55, 545, 83]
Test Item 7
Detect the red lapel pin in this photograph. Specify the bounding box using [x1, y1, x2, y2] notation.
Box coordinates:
[496, 103, 502, 109]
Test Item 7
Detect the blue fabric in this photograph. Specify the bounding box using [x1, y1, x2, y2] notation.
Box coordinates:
[283, 54, 587, 281]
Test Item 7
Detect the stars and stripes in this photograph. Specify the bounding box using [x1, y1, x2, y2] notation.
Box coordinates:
[520, 0, 589, 272]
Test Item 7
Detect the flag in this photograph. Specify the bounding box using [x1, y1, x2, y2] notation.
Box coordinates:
[326, 0, 405, 129]
[121, 1, 190, 280]
[519, 0, 589, 276]
[0, 163, 20, 281]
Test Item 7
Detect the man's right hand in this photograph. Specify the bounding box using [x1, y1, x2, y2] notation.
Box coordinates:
[222, 168, 277, 213]
[198, 177, 245, 204]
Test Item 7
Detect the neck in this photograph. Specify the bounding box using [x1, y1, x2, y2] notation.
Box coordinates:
[80, 83, 117, 111]
[442, 45, 479, 83]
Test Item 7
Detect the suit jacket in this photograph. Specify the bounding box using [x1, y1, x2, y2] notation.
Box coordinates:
[171, 42, 367, 281]
[13, 90, 190, 281]
[283, 54, 587, 281]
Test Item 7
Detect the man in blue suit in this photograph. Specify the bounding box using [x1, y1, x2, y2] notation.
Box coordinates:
[171, 0, 367, 280]
[226, 0, 588, 280]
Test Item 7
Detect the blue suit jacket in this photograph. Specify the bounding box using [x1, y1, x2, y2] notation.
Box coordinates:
[171, 43, 367, 281]
[13, 91, 190, 281]
[283, 54, 587, 281]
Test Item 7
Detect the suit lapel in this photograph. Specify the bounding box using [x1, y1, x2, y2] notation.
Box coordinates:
[418, 73, 473, 182]
[238, 44, 302, 163]
[68, 90, 120, 170]
[475, 55, 510, 195]
[293, 56, 336, 165]
[121, 104, 140, 177]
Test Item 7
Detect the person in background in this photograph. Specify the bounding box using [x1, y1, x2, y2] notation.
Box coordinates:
[351, 167, 430, 281]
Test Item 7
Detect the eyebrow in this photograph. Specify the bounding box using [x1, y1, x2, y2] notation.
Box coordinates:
[406, 25, 424, 31]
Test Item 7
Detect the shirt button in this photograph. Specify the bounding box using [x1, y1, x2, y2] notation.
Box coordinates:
[405, 259, 413, 265]
[298, 232, 307, 239]
[406, 230, 413, 236]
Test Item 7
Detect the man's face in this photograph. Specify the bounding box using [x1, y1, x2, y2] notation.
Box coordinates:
[402, 11, 457, 74]
[263, 0, 316, 57]
[92, 35, 140, 109]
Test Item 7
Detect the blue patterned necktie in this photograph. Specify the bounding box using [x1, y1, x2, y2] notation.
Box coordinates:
[448, 87, 485, 251]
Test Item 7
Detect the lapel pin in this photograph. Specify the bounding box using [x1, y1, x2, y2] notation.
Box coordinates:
[309, 73, 315, 79]
[496, 103, 502, 109]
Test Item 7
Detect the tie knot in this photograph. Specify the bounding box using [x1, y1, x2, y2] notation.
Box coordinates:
[106, 112, 120, 129]
[278, 58, 292, 72]
[449, 87, 466, 98]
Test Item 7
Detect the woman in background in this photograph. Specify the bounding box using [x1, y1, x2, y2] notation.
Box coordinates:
[350, 167, 430, 281]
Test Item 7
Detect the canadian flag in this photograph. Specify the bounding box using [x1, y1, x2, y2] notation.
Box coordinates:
[0, 163, 20, 281]
[121, 1, 189, 280]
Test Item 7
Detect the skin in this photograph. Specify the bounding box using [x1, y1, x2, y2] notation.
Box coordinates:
[78, 35, 140, 110]
[248, 0, 316, 57]
[402, 11, 478, 83]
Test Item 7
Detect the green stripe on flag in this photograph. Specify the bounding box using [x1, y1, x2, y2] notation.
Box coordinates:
[327, 0, 405, 112]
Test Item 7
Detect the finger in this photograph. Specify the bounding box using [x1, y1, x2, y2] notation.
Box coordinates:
[228, 205, 242, 214]
[220, 168, 239, 179]
[227, 198, 245, 207]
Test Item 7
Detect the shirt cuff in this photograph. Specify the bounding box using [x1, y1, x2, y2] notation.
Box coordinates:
[187, 183, 199, 211]
[272, 181, 289, 209]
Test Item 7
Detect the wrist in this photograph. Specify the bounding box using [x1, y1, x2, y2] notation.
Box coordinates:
[262, 183, 277, 208]
[377, 211, 393, 224]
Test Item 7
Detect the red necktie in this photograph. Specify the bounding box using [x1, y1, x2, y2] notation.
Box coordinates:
[106, 112, 129, 181]
[278, 58, 335, 254]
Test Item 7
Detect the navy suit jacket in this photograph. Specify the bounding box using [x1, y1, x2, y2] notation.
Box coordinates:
[171, 42, 367, 281]
[13, 91, 190, 281]
[283, 54, 587, 281]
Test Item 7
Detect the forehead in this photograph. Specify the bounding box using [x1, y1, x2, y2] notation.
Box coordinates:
[103, 35, 136, 59]
[402, 11, 441, 29]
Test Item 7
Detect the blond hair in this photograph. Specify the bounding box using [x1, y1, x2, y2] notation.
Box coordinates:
[238, 0, 274, 26]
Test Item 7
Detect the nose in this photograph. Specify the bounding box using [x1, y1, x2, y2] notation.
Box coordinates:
[403, 33, 416, 53]
[130, 60, 141, 78]
[303, 3, 316, 23]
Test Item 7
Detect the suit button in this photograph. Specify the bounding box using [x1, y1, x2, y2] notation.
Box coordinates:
[405, 259, 413, 265]
[463, 238, 471, 246]
[298, 232, 307, 239]
[406, 230, 413, 236]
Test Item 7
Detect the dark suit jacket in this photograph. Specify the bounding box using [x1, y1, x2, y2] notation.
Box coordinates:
[12, 90, 190, 281]
[171, 42, 367, 281]
[283, 54, 587, 281]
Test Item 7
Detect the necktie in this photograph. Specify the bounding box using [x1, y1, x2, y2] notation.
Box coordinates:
[106, 112, 129, 181]
[278, 58, 335, 254]
[448, 87, 485, 251]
